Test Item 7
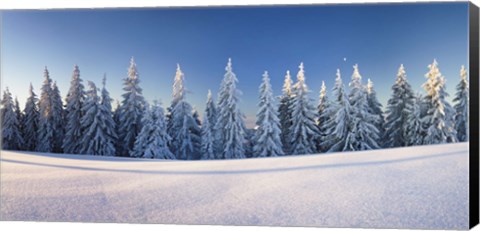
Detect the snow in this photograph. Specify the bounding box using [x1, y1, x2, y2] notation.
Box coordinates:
[0, 142, 469, 229]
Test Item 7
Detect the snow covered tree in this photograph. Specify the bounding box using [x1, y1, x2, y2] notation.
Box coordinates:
[117, 57, 146, 156]
[453, 65, 469, 142]
[323, 69, 355, 152]
[171, 101, 200, 160]
[200, 90, 217, 160]
[405, 93, 426, 146]
[37, 67, 54, 152]
[50, 82, 64, 153]
[384, 64, 415, 148]
[366, 79, 385, 147]
[63, 65, 85, 154]
[22, 83, 39, 151]
[316, 81, 332, 152]
[422, 59, 457, 144]
[167, 64, 186, 143]
[1, 88, 24, 150]
[13, 97, 23, 138]
[79, 81, 116, 155]
[277, 70, 294, 155]
[347, 64, 380, 150]
[215, 58, 247, 159]
[13, 97, 21, 119]
[168, 64, 200, 160]
[253, 71, 284, 157]
[244, 128, 255, 158]
[100, 76, 118, 155]
[289, 63, 320, 155]
[113, 100, 122, 154]
[191, 107, 202, 159]
[132, 101, 174, 159]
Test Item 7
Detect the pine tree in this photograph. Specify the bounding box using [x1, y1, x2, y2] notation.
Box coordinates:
[63, 65, 85, 154]
[215, 58, 247, 159]
[253, 71, 284, 157]
[244, 128, 256, 158]
[289, 63, 320, 155]
[13, 97, 23, 141]
[277, 70, 294, 154]
[422, 59, 457, 144]
[22, 83, 39, 151]
[384, 64, 415, 147]
[191, 107, 202, 160]
[200, 90, 217, 160]
[316, 81, 332, 152]
[100, 75, 118, 155]
[168, 64, 200, 160]
[366, 79, 385, 147]
[132, 102, 174, 159]
[348, 64, 380, 150]
[323, 69, 355, 152]
[171, 101, 199, 160]
[113, 100, 122, 154]
[79, 81, 116, 155]
[1, 88, 24, 150]
[37, 67, 54, 152]
[167, 64, 186, 145]
[50, 82, 64, 153]
[405, 93, 425, 146]
[117, 57, 146, 156]
[453, 65, 469, 142]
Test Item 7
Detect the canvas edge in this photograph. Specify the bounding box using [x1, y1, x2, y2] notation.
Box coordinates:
[469, 1, 479, 229]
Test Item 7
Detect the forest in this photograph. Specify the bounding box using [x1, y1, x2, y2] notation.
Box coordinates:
[0, 58, 469, 160]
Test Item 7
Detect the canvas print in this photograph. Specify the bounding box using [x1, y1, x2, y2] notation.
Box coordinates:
[0, 2, 478, 230]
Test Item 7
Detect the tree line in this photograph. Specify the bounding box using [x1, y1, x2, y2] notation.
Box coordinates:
[1, 58, 469, 159]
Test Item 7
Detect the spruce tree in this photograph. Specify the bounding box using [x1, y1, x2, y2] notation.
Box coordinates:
[14, 97, 23, 141]
[253, 71, 284, 157]
[278, 70, 294, 155]
[63, 65, 85, 154]
[113, 100, 122, 154]
[117, 57, 146, 156]
[215, 58, 247, 159]
[79, 81, 116, 155]
[168, 64, 200, 160]
[171, 101, 199, 160]
[244, 128, 256, 158]
[1, 88, 24, 150]
[200, 90, 217, 160]
[323, 69, 355, 152]
[100, 76, 118, 155]
[191, 108, 202, 159]
[405, 93, 425, 146]
[453, 65, 469, 142]
[132, 102, 174, 159]
[422, 59, 457, 144]
[22, 83, 39, 151]
[50, 82, 64, 153]
[289, 63, 320, 155]
[366, 79, 385, 147]
[348, 64, 380, 150]
[37, 67, 54, 152]
[167, 64, 186, 144]
[316, 81, 332, 152]
[384, 64, 415, 147]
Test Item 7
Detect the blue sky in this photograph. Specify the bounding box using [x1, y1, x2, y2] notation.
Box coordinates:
[1, 2, 469, 127]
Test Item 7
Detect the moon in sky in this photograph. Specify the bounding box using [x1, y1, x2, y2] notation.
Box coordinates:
[343, 57, 347, 62]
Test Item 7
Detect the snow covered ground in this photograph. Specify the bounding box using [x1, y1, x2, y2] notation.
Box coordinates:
[0, 143, 469, 229]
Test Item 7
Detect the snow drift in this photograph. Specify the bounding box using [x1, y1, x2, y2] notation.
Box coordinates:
[0, 142, 469, 229]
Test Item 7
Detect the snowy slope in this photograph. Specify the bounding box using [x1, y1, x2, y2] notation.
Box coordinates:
[0, 143, 469, 229]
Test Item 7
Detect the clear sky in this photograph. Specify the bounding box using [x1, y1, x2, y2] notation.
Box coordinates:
[1, 2, 469, 127]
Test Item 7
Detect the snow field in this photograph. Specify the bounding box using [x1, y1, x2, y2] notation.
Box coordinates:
[0, 142, 469, 229]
